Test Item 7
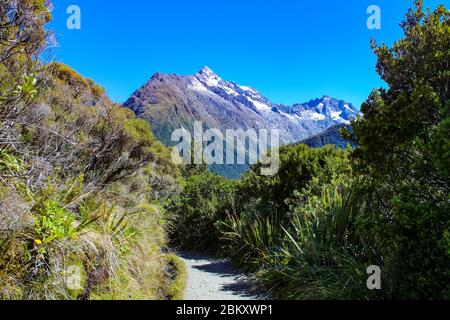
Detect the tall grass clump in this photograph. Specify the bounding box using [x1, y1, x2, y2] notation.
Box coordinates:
[247, 188, 375, 300]
[222, 211, 284, 268]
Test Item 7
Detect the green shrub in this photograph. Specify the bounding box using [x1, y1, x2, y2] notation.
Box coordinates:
[223, 186, 375, 300]
[33, 199, 77, 245]
[266, 188, 372, 299]
[235, 144, 352, 220]
[50, 63, 88, 88]
[0, 0, 179, 301]
[223, 211, 284, 268]
[168, 168, 235, 253]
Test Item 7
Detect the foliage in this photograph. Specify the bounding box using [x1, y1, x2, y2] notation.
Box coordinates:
[0, 0, 180, 300]
[345, 0, 450, 299]
[221, 148, 375, 299]
[14, 75, 38, 100]
[0, 150, 23, 173]
[234, 191, 368, 300]
[168, 167, 235, 252]
[170, 143, 371, 299]
[235, 144, 352, 219]
[33, 199, 77, 245]
[223, 211, 284, 267]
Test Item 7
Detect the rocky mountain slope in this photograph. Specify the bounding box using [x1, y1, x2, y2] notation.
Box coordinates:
[124, 67, 360, 146]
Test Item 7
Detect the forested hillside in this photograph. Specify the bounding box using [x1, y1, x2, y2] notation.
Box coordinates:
[0, 0, 183, 299]
[301, 124, 355, 149]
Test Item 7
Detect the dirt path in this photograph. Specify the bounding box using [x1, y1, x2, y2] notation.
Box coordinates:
[178, 252, 263, 300]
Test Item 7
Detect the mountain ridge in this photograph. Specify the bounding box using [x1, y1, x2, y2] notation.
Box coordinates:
[124, 66, 361, 147]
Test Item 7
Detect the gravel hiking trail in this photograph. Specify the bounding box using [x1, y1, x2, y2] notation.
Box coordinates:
[178, 252, 264, 300]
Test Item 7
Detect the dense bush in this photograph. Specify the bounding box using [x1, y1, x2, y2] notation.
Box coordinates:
[235, 144, 352, 218]
[221, 145, 377, 299]
[168, 168, 235, 252]
[227, 188, 375, 300]
[0, 0, 181, 300]
[169, 144, 372, 299]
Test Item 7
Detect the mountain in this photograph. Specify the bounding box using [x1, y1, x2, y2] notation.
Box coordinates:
[124, 67, 360, 144]
[301, 124, 356, 149]
[124, 66, 361, 177]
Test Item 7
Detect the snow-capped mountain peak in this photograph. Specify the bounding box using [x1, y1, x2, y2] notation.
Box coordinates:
[195, 66, 222, 86]
[199, 66, 216, 76]
[124, 68, 361, 146]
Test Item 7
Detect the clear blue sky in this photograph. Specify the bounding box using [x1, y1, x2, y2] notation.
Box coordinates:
[47, 0, 447, 107]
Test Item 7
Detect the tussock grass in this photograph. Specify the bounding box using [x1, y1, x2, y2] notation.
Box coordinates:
[223, 188, 372, 299]
[163, 254, 187, 300]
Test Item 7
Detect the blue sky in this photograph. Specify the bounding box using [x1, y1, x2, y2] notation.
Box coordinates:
[48, 0, 447, 107]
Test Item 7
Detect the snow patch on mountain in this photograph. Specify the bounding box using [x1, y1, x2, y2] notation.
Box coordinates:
[300, 110, 327, 121]
[189, 78, 209, 92]
[247, 97, 271, 112]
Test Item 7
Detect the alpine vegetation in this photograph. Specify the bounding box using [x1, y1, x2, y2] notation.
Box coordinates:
[0, 0, 182, 300]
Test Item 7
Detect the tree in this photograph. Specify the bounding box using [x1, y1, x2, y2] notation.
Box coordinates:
[347, 0, 450, 299]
